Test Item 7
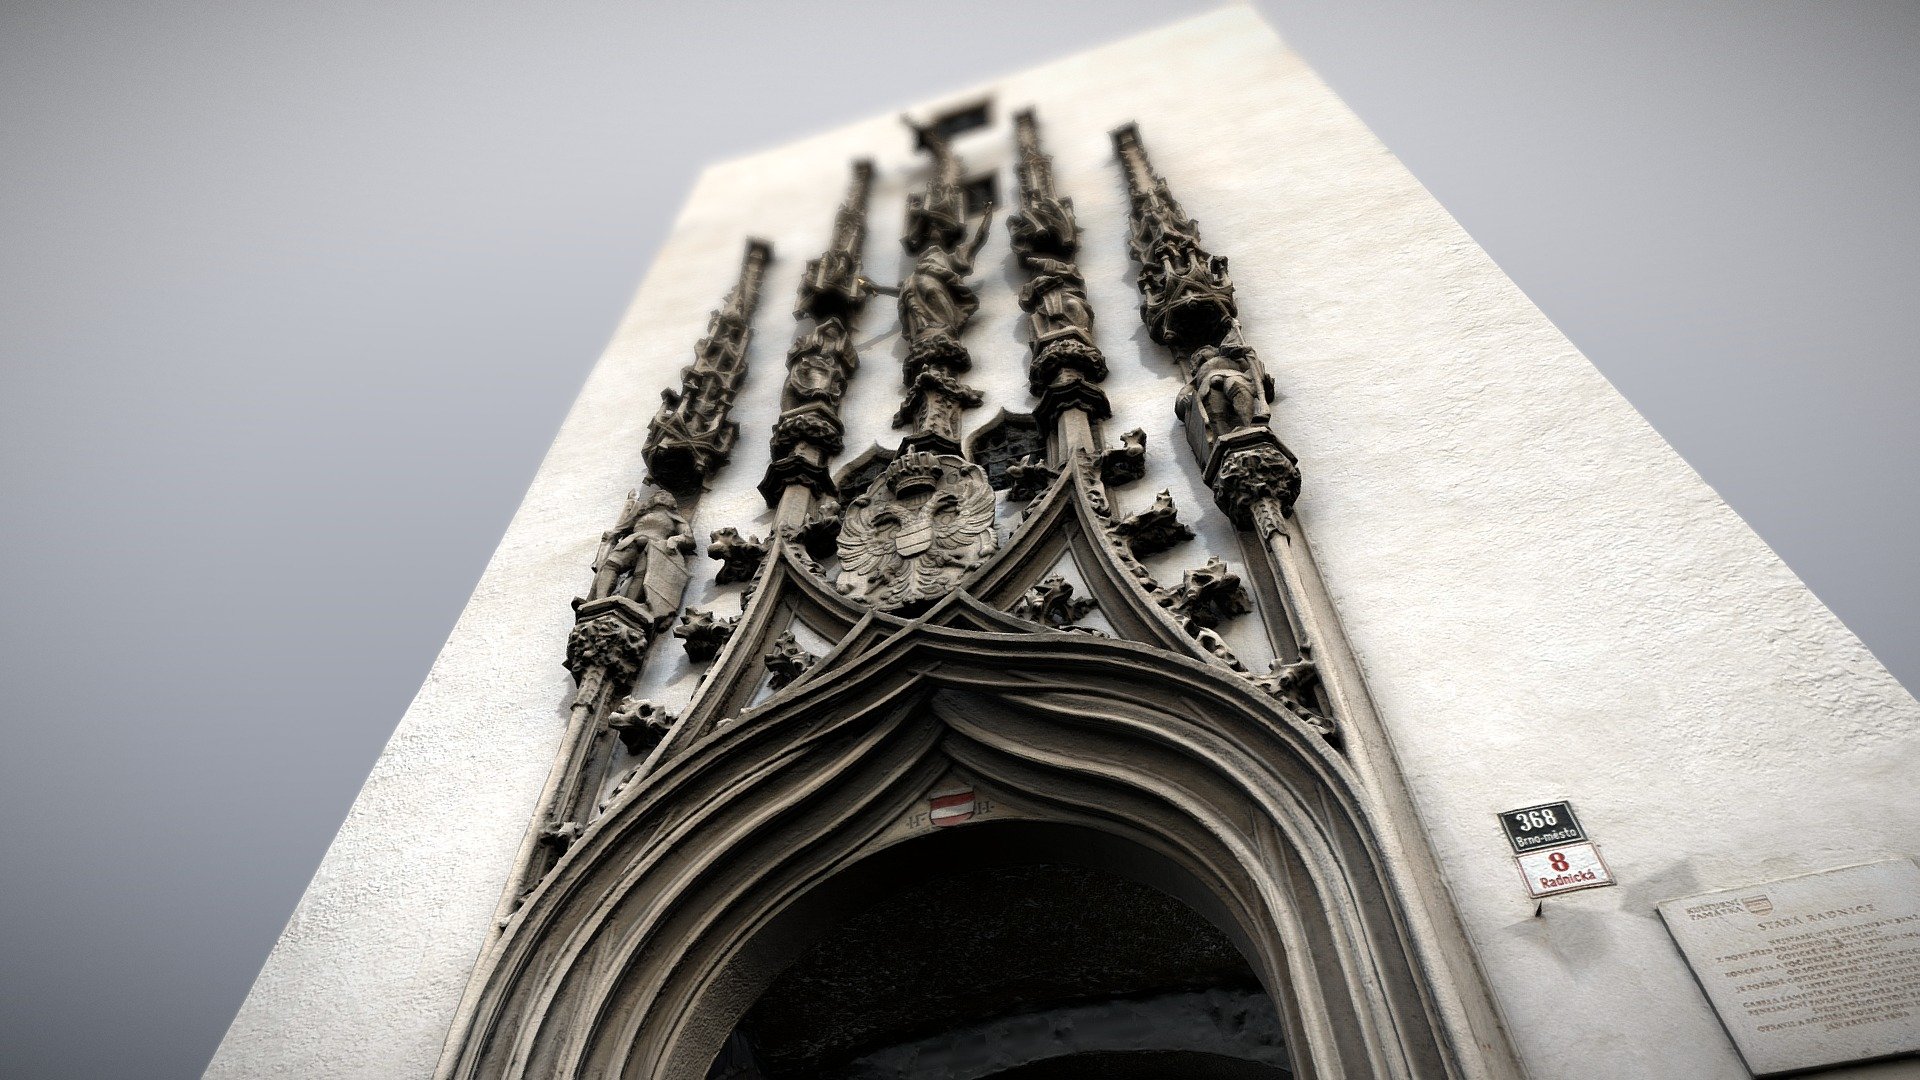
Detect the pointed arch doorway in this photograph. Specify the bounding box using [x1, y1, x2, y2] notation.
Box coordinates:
[706, 821, 1298, 1078]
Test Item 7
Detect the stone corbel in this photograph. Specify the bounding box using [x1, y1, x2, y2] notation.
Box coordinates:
[564, 598, 655, 683]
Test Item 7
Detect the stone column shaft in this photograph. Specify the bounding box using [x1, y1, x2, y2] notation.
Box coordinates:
[761, 161, 876, 524]
[1010, 109, 1109, 460]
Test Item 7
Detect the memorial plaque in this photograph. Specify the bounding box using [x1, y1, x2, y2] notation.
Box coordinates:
[1658, 859, 1920, 1076]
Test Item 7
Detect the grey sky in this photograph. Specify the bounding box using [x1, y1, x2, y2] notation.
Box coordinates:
[1, 2, 1915, 1077]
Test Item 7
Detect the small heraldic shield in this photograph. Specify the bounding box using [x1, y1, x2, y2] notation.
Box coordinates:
[928, 784, 975, 827]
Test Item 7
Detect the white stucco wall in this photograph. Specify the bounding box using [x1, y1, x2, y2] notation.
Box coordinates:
[206, 6, 1920, 1078]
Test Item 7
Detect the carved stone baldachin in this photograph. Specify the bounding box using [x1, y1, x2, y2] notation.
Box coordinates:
[838, 451, 999, 610]
[706, 528, 768, 585]
[674, 608, 737, 663]
[1113, 489, 1195, 557]
[1115, 125, 1237, 352]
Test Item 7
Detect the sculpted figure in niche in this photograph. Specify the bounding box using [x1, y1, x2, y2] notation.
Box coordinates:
[1020, 254, 1096, 345]
[1185, 343, 1272, 435]
[590, 490, 697, 619]
[888, 206, 995, 361]
[785, 320, 853, 403]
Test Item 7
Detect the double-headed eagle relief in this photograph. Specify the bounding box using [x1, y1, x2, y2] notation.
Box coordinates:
[836, 450, 999, 609]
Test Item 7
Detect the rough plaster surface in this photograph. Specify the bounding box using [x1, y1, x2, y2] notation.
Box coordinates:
[206, 7, 1920, 1078]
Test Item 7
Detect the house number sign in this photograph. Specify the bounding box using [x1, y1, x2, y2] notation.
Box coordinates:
[1497, 800, 1616, 899]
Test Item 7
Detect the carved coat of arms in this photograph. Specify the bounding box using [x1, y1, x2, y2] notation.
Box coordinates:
[837, 451, 998, 609]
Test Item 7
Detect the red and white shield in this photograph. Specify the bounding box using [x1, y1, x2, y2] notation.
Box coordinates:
[928, 785, 975, 827]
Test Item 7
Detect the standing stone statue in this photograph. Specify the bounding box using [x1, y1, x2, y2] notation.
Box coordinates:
[893, 205, 995, 365]
[588, 490, 697, 622]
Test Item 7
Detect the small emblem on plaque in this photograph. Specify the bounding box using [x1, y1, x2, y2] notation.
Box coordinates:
[928, 786, 976, 827]
[1739, 894, 1773, 916]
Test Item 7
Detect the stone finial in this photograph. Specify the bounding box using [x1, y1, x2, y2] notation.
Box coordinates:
[763, 631, 818, 690]
[707, 528, 769, 585]
[1161, 556, 1252, 629]
[1099, 428, 1148, 486]
[674, 608, 737, 663]
[1010, 575, 1097, 630]
[1113, 490, 1196, 557]
[606, 697, 678, 755]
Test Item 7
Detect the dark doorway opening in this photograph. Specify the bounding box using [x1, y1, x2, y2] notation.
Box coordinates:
[708, 844, 1291, 1079]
